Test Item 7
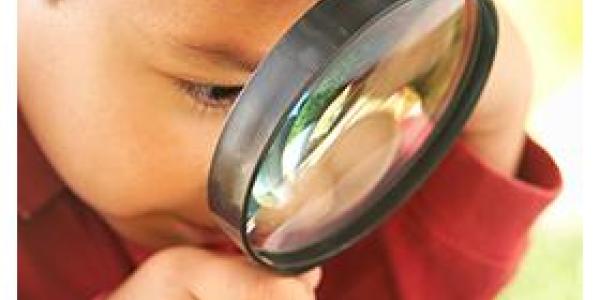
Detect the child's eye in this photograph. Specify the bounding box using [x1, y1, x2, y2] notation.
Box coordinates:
[180, 80, 243, 108]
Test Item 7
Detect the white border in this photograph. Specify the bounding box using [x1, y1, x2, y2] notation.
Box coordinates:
[0, 0, 17, 298]
[583, 0, 599, 298]
[4, 1, 592, 299]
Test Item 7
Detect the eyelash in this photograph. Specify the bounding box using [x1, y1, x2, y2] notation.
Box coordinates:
[179, 80, 243, 109]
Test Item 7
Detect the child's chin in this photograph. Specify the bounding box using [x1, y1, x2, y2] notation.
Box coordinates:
[172, 220, 232, 247]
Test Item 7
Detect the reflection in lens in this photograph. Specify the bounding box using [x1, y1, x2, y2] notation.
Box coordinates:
[247, 0, 475, 253]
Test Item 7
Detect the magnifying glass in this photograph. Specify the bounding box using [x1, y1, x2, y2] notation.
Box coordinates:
[209, 0, 498, 273]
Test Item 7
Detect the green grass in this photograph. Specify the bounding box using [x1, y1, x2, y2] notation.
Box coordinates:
[497, 218, 582, 300]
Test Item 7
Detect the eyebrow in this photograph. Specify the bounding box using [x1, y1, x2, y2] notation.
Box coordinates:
[181, 43, 261, 73]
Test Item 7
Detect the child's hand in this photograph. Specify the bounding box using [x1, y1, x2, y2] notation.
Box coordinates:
[107, 247, 321, 300]
[462, 4, 533, 176]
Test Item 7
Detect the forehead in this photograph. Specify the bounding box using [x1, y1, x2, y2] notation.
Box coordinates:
[111, 0, 317, 49]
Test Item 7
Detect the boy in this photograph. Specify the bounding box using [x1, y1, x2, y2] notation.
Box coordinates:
[18, 0, 561, 299]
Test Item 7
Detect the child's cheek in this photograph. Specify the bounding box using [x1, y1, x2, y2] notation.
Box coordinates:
[19, 5, 224, 227]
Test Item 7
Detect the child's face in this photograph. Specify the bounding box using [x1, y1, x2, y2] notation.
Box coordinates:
[19, 0, 315, 248]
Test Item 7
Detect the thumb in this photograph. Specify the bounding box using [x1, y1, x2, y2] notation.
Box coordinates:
[177, 249, 318, 300]
[298, 267, 322, 290]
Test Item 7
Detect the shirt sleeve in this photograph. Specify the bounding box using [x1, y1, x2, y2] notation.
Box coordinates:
[377, 136, 562, 300]
[91, 292, 109, 300]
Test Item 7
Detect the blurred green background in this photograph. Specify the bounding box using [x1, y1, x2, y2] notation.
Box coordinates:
[496, 1, 582, 299]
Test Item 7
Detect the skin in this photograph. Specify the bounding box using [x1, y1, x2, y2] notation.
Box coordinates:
[18, 0, 532, 298]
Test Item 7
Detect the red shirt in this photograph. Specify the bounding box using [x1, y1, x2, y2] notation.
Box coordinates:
[18, 116, 562, 300]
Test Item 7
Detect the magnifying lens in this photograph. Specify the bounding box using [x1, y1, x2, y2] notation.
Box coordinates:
[209, 0, 498, 273]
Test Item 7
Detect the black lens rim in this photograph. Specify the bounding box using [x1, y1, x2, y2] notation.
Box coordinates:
[209, 0, 498, 274]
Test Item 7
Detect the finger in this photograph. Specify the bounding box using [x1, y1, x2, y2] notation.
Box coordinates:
[176, 248, 316, 300]
[298, 267, 322, 290]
